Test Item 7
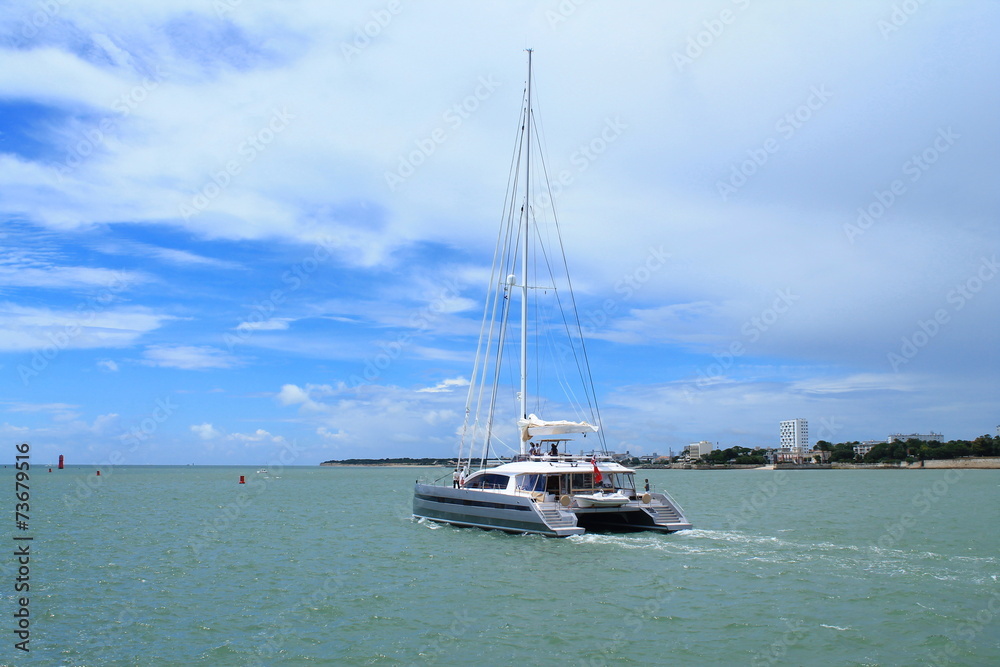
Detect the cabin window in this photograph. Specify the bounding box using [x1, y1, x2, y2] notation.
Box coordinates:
[466, 473, 510, 490]
[601, 473, 633, 490]
[517, 474, 546, 492]
[569, 473, 594, 492]
[545, 475, 563, 495]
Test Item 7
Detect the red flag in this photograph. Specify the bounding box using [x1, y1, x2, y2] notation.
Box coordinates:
[591, 457, 603, 484]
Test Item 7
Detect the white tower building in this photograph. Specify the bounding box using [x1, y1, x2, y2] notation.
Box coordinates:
[780, 418, 809, 451]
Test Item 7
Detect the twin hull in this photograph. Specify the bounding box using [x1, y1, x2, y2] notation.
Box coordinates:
[412, 483, 691, 537]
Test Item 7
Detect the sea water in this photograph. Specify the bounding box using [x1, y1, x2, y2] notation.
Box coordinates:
[3, 465, 998, 666]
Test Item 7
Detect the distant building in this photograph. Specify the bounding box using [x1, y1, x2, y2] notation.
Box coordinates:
[887, 432, 942, 443]
[777, 419, 810, 463]
[780, 419, 809, 450]
[774, 448, 829, 464]
[686, 441, 713, 458]
[854, 440, 884, 457]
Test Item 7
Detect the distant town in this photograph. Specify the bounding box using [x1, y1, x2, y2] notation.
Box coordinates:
[320, 419, 1000, 468]
[611, 419, 1000, 468]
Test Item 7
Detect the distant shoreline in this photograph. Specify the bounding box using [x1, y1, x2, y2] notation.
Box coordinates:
[317, 457, 1000, 469]
[665, 458, 1000, 470]
[320, 464, 445, 468]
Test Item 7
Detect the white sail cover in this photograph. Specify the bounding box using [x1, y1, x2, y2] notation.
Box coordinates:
[518, 414, 599, 441]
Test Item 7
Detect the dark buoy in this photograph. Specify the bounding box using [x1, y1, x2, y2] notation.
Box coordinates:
[58, 454, 64, 469]
[239, 475, 245, 484]
[96, 470, 101, 476]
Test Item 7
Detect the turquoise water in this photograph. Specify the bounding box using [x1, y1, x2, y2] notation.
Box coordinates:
[4, 466, 998, 666]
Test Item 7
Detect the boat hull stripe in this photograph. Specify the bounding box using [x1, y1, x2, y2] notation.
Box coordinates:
[413, 492, 532, 512]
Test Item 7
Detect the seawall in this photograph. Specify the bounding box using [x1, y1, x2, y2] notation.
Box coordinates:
[832, 457, 1000, 470]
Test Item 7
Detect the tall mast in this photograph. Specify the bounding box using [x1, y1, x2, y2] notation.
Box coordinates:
[519, 49, 532, 453]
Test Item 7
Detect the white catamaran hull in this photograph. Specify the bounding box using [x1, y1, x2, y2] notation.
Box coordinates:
[413, 483, 584, 537]
[413, 483, 691, 537]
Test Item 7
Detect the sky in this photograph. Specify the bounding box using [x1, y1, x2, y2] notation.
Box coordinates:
[0, 1, 997, 466]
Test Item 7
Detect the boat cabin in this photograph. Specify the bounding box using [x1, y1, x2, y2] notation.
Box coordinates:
[462, 465, 639, 501]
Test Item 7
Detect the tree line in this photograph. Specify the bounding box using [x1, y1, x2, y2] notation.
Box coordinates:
[817, 435, 1000, 464]
[320, 457, 449, 465]
[698, 446, 769, 465]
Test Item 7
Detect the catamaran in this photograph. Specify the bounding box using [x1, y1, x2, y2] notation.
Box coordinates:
[412, 51, 691, 537]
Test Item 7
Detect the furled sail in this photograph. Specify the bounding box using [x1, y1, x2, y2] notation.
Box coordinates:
[518, 414, 599, 441]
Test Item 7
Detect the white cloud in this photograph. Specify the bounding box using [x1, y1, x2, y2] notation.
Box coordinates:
[789, 374, 915, 396]
[142, 345, 240, 370]
[272, 381, 478, 457]
[90, 412, 120, 434]
[417, 377, 469, 393]
[423, 409, 458, 425]
[95, 239, 242, 269]
[226, 429, 285, 446]
[235, 318, 292, 332]
[0, 265, 146, 290]
[276, 383, 335, 411]
[0, 303, 173, 352]
[3, 402, 80, 421]
[0, 47, 128, 109]
[190, 422, 221, 440]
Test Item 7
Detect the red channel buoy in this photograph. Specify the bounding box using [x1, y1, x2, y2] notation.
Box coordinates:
[239, 475, 245, 484]
[58, 454, 64, 469]
[96, 470, 101, 476]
